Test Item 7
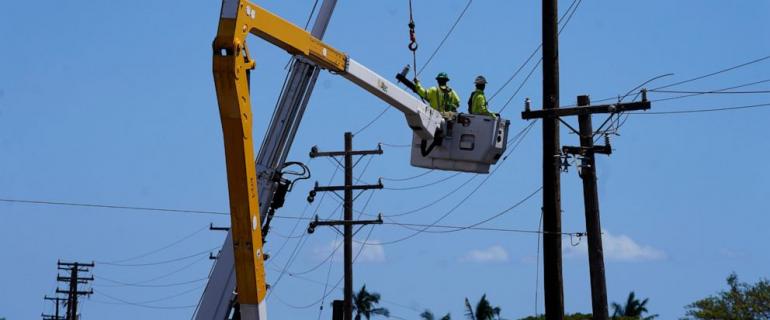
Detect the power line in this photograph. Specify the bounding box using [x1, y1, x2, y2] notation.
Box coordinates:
[90, 297, 197, 310]
[93, 288, 202, 309]
[488, 0, 581, 101]
[97, 255, 209, 286]
[596, 77, 770, 135]
[99, 224, 209, 264]
[380, 169, 434, 182]
[379, 142, 411, 148]
[417, 0, 473, 75]
[353, 0, 473, 136]
[365, 120, 537, 246]
[383, 172, 462, 191]
[382, 220, 580, 236]
[497, 0, 583, 113]
[632, 102, 770, 115]
[266, 165, 339, 265]
[385, 186, 543, 234]
[268, 152, 376, 299]
[94, 276, 208, 288]
[649, 78, 770, 103]
[367, 121, 534, 218]
[0, 198, 227, 216]
[651, 54, 770, 90]
[651, 89, 770, 95]
[96, 247, 220, 267]
[268, 221, 378, 310]
[353, 106, 389, 135]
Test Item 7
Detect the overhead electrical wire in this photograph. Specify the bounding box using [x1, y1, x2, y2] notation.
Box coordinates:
[383, 172, 462, 191]
[651, 54, 770, 91]
[380, 169, 434, 182]
[353, 0, 474, 136]
[361, 120, 536, 246]
[497, 0, 583, 113]
[93, 286, 203, 310]
[270, 221, 377, 310]
[96, 246, 220, 267]
[384, 186, 543, 234]
[417, 0, 474, 76]
[0, 198, 227, 216]
[90, 297, 197, 310]
[365, 121, 534, 218]
[274, 189, 377, 277]
[268, 154, 376, 297]
[95, 275, 209, 288]
[652, 89, 770, 95]
[269, 160, 381, 311]
[266, 164, 338, 264]
[488, 0, 581, 102]
[96, 255, 210, 287]
[98, 224, 209, 264]
[650, 78, 770, 103]
[631, 102, 770, 115]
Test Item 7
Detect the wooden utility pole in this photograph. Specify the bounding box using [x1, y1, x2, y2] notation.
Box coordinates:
[577, 95, 609, 319]
[42, 296, 65, 320]
[56, 261, 94, 320]
[524, 93, 651, 320]
[541, 0, 564, 318]
[307, 132, 384, 320]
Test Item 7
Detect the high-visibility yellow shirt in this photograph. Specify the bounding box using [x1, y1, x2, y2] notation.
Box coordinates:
[415, 82, 460, 113]
[469, 89, 495, 117]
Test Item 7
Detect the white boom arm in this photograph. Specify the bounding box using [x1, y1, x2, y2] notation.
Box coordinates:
[342, 59, 444, 140]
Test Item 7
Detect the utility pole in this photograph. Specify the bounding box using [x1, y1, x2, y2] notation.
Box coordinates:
[541, 0, 564, 318]
[56, 261, 94, 320]
[42, 296, 65, 320]
[523, 93, 651, 320]
[306, 132, 384, 320]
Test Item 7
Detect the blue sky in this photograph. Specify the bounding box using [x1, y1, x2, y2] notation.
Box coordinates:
[1, 1, 770, 319]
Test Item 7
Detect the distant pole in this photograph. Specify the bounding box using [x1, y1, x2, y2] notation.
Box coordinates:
[576, 95, 609, 320]
[307, 133, 383, 320]
[43, 296, 65, 320]
[56, 261, 94, 320]
[541, 0, 564, 318]
[344, 132, 354, 320]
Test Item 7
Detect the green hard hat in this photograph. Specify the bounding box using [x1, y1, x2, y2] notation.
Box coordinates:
[435, 72, 450, 81]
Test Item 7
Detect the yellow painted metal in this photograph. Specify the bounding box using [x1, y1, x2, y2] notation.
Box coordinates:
[212, 0, 348, 307]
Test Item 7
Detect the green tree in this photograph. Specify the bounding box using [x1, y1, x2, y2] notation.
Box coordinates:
[611, 291, 657, 320]
[464, 294, 503, 320]
[353, 285, 390, 320]
[421, 309, 451, 320]
[683, 273, 770, 319]
[518, 312, 593, 320]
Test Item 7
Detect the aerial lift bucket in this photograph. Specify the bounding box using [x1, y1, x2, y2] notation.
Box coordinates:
[410, 113, 510, 173]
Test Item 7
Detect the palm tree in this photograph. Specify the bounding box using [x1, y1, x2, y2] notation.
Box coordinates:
[611, 291, 657, 319]
[421, 309, 451, 320]
[353, 285, 390, 320]
[464, 294, 503, 320]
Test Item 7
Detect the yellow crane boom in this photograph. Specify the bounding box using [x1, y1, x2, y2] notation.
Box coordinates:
[211, 1, 508, 318]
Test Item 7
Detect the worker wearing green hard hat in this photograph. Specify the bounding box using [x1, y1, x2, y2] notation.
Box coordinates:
[415, 72, 460, 114]
[468, 75, 496, 118]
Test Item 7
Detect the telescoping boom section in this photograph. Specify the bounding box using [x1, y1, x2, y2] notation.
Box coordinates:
[212, 1, 508, 318]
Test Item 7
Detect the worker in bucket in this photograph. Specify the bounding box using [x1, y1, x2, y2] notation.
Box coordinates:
[415, 72, 460, 116]
[468, 75, 496, 118]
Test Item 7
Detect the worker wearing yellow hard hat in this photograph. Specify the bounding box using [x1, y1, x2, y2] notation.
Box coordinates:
[415, 72, 460, 114]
